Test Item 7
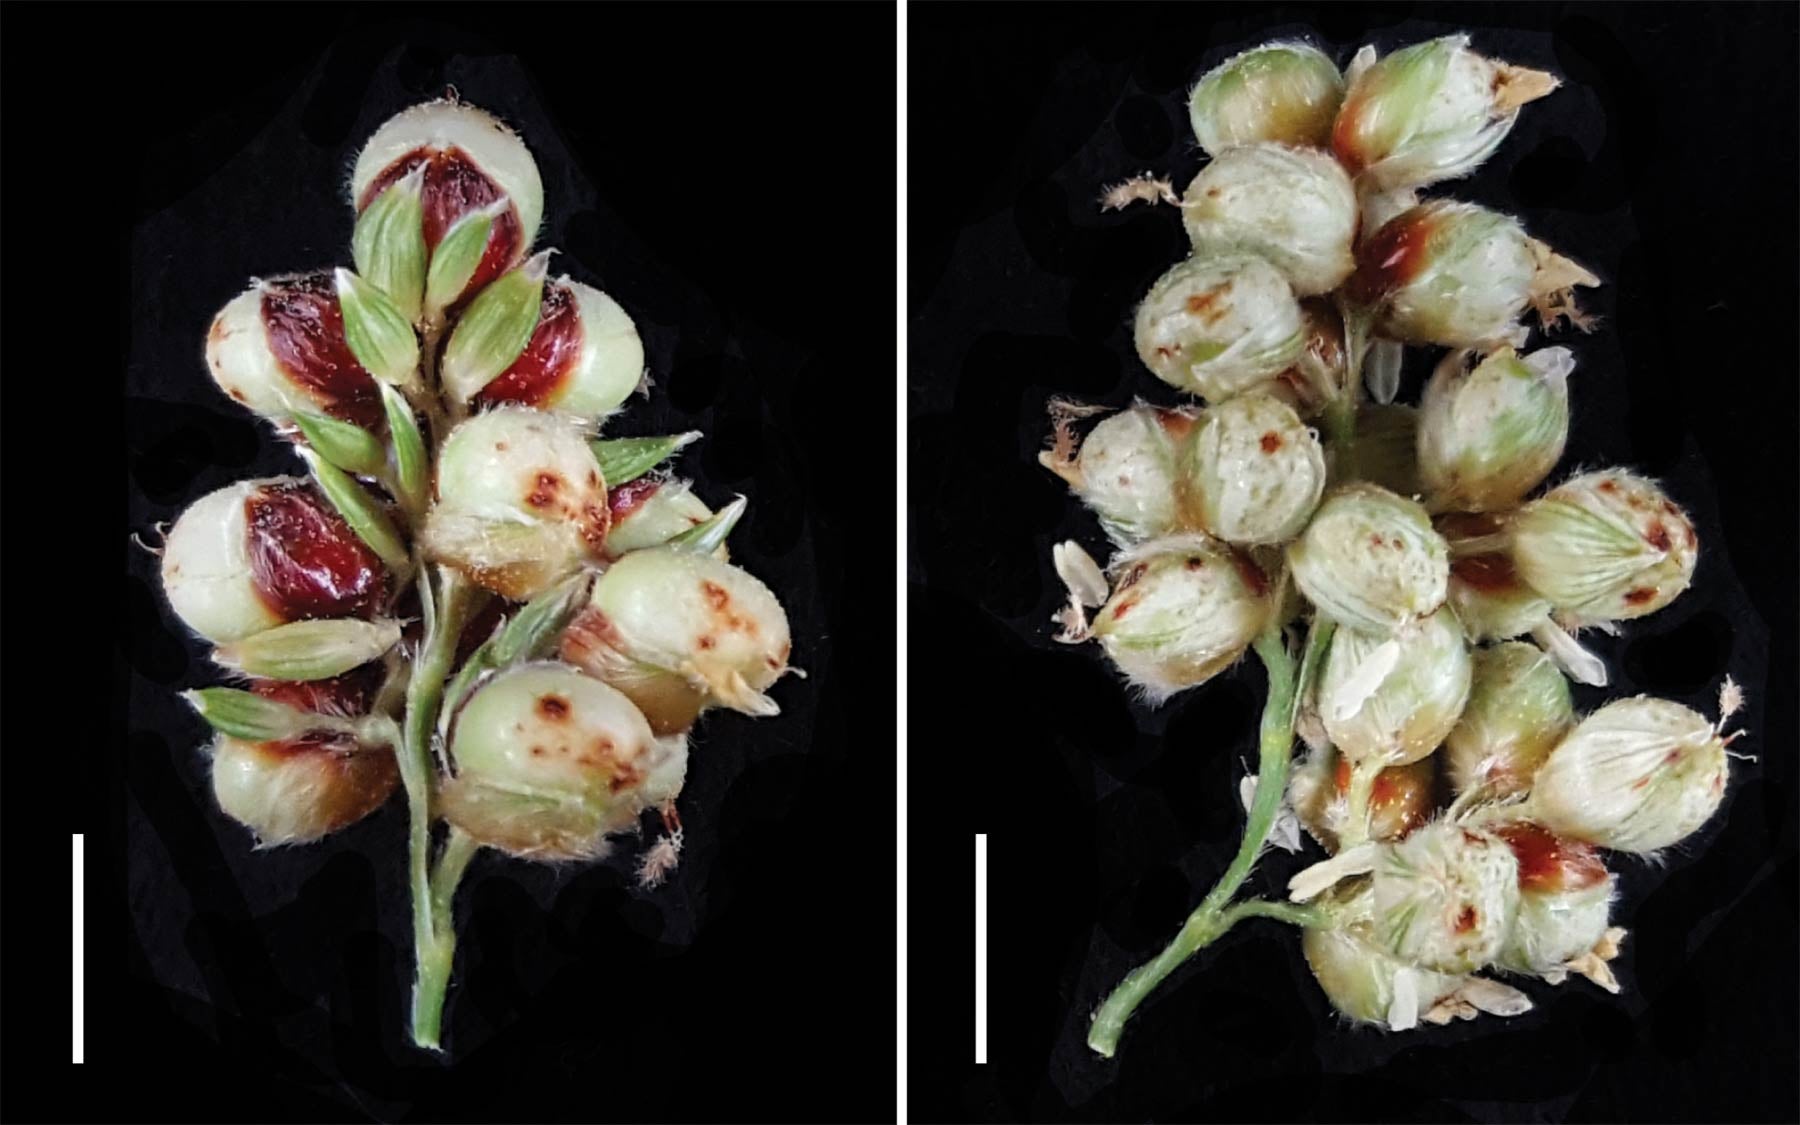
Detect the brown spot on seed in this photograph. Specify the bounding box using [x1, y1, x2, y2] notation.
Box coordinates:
[1111, 598, 1138, 620]
[1454, 905, 1478, 933]
[1185, 557, 1204, 571]
[529, 746, 545, 757]
[496, 441, 508, 452]
[701, 581, 731, 610]
[1184, 288, 1229, 325]
[526, 471, 562, 509]
[1230, 551, 1269, 598]
[1260, 431, 1282, 453]
[537, 694, 570, 720]
[1646, 522, 1672, 551]
[697, 634, 716, 650]
[1598, 479, 1618, 493]
[1624, 587, 1655, 606]
[1453, 552, 1519, 592]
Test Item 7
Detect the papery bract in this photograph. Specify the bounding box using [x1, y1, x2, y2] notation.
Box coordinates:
[1134, 254, 1305, 402]
[1531, 696, 1729, 853]
[1288, 483, 1449, 636]
[1186, 391, 1326, 545]
[1181, 143, 1358, 296]
[1081, 535, 1272, 703]
[561, 547, 793, 734]
[1509, 469, 1698, 625]
[1419, 346, 1572, 512]
[1444, 641, 1573, 796]
[1188, 41, 1345, 155]
[440, 662, 684, 861]
[421, 407, 609, 600]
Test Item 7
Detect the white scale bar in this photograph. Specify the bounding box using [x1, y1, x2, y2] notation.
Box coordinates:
[73, 833, 85, 1064]
[975, 833, 987, 1065]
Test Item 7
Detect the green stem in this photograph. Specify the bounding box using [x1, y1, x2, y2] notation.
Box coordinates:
[1087, 622, 1301, 1058]
[1292, 616, 1335, 730]
[412, 826, 483, 1050]
[1322, 395, 1358, 483]
[400, 565, 478, 1052]
[1219, 898, 1331, 931]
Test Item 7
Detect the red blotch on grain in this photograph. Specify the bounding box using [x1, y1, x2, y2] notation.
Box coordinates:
[1496, 822, 1608, 892]
[260, 274, 382, 426]
[474, 284, 584, 409]
[359, 146, 523, 300]
[245, 484, 389, 621]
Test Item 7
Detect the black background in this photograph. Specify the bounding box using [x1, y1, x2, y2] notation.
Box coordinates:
[3, 7, 896, 1124]
[909, 4, 1797, 1123]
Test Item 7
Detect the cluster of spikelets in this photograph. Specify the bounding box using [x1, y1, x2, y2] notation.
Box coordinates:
[1045, 37, 1747, 1042]
[154, 97, 796, 1050]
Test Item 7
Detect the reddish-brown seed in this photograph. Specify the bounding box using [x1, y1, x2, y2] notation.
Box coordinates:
[1347, 208, 1435, 306]
[1231, 552, 1270, 598]
[259, 274, 382, 426]
[358, 146, 524, 300]
[1495, 821, 1608, 893]
[474, 284, 584, 409]
[244, 483, 388, 621]
[1260, 430, 1283, 453]
[1452, 551, 1520, 592]
[607, 478, 662, 524]
[537, 695, 570, 720]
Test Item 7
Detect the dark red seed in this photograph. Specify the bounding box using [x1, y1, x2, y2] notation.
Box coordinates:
[1495, 822, 1608, 893]
[250, 665, 382, 718]
[259, 274, 381, 427]
[1451, 551, 1520, 592]
[607, 478, 662, 524]
[1231, 551, 1269, 598]
[474, 283, 583, 408]
[1346, 209, 1435, 306]
[359, 147, 524, 302]
[245, 484, 389, 621]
